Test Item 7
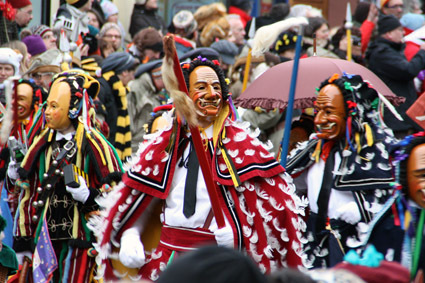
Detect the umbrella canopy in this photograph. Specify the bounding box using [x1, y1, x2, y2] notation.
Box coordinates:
[234, 56, 404, 110]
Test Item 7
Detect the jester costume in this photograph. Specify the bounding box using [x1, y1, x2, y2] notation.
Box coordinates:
[286, 74, 399, 268]
[362, 133, 425, 279]
[12, 72, 122, 283]
[91, 103, 308, 281]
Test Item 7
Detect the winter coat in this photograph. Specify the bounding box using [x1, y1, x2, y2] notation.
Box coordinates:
[366, 37, 425, 133]
[129, 4, 166, 38]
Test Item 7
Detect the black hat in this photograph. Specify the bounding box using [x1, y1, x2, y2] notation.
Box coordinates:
[101, 52, 139, 74]
[135, 59, 162, 78]
[210, 40, 239, 65]
[378, 15, 402, 35]
[180, 47, 220, 62]
[157, 246, 267, 283]
[274, 31, 298, 54]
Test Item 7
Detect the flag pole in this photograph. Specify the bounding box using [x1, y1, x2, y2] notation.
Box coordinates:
[242, 17, 256, 92]
[279, 25, 304, 167]
[345, 3, 353, 62]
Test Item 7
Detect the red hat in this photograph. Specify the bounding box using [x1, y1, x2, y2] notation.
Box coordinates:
[8, 0, 32, 9]
[334, 261, 410, 283]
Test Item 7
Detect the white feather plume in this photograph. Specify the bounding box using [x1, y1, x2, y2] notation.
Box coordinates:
[251, 17, 309, 57]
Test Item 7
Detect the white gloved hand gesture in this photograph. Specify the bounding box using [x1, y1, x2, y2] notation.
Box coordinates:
[119, 228, 146, 268]
[7, 160, 20, 181]
[66, 176, 90, 203]
[16, 251, 32, 265]
[335, 201, 361, 225]
[213, 225, 234, 248]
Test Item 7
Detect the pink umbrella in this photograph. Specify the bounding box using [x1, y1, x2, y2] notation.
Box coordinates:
[234, 56, 404, 110]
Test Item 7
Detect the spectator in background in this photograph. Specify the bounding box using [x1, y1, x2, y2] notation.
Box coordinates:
[366, 15, 424, 138]
[129, 0, 166, 39]
[169, 10, 197, 57]
[25, 49, 61, 91]
[101, 0, 126, 48]
[2, 40, 30, 75]
[21, 35, 46, 57]
[0, 48, 21, 83]
[129, 27, 163, 63]
[53, 0, 92, 43]
[30, 25, 58, 50]
[87, 9, 105, 31]
[289, 4, 322, 18]
[245, 3, 290, 36]
[194, 3, 230, 47]
[331, 26, 364, 64]
[304, 16, 337, 58]
[227, 14, 246, 49]
[228, 0, 252, 28]
[97, 52, 139, 161]
[210, 39, 239, 76]
[273, 30, 298, 62]
[98, 22, 123, 58]
[381, 0, 404, 19]
[127, 59, 167, 152]
[9, 0, 33, 32]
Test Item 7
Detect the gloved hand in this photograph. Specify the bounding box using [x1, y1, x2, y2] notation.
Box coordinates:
[7, 160, 20, 181]
[66, 176, 90, 203]
[335, 201, 361, 225]
[119, 228, 146, 268]
[213, 225, 234, 248]
[16, 251, 32, 265]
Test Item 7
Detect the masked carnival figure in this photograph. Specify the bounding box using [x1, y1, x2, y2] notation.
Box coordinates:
[10, 70, 122, 282]
[90, 37, 308, 282]
[285, 73, 398, 269]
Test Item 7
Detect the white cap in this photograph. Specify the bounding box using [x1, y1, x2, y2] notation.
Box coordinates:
[0, 48, 22, 76]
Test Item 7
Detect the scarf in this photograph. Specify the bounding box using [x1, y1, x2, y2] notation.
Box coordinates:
[102, 71, 132, 161]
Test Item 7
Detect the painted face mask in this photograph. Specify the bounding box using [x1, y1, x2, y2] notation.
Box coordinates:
[45, 80, 72, 132]
[16, 83, 33, 121]
[314, 84, 346, 141]
[188, 66, 223, 127]
[407, 143, 425, 209]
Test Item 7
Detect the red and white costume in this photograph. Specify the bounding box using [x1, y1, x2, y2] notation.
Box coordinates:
[92, 112, 307, 281]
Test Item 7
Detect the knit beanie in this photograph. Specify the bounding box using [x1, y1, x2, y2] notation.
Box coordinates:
[100, 0, 118, 20]
[134, 27, 163, 52]
[378, 14, 402, 35]
[0, 48, 22, 76]
[22, 35, 47, 56]
[8, 0, 31, 9]
[66, 0, 89, 9]
[400, 13, 425, 31]
[30, 25, 52, 37]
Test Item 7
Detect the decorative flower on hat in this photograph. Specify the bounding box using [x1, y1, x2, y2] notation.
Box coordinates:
[0, 1, 16, 21]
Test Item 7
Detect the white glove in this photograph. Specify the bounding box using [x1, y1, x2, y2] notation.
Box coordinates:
[16, 251, 32, 265]
[335, 201, 361, 225]
[213, 225, 234, 248]
[66, 176, 90, 203]
[119, 228, 146, 268]
[7, 160, 20, 181]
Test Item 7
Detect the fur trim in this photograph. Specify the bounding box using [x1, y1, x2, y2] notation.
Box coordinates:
[194, 3, 227, 31]
[162, 36, 198, 126]
[252, 17, 308, 57]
